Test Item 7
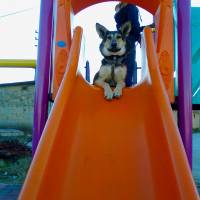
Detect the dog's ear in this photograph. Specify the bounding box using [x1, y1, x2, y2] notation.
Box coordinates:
[120, 21, 132, 37]
[96, 23, 108, 39]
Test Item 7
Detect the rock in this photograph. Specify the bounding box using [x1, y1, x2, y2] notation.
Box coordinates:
[0, 129, 24, 137]
[0, 159, 6, 167]
[0, 140, 31, 160]
[26, 141, 32, 148]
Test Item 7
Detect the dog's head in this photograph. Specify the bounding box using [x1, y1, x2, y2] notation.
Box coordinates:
[96, 22, 131, 57]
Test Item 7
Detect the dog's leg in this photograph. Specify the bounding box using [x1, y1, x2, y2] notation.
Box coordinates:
[94, 65, 113, 100]
[113, 66, 127, 98]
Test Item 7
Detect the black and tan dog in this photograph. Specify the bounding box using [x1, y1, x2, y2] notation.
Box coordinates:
[93, 21, 132, 100]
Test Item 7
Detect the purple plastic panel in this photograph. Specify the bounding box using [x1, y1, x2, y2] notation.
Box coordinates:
[177, 0, 192, 167]
[32, 0, 54, 155]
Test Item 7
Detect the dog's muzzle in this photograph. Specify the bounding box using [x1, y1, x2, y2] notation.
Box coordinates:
[108, 47, 121, 53]
[108, 41, 121, 52]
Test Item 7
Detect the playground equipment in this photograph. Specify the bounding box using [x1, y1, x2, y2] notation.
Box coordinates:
[19, 0, 199, 199]
[0, 59, 36, 68]
[191, 7, 200, 104]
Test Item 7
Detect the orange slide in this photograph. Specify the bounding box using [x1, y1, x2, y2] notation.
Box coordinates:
[19, 27, 199, 200]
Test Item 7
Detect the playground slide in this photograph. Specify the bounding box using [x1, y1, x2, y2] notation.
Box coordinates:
[19, 27, 199, 200]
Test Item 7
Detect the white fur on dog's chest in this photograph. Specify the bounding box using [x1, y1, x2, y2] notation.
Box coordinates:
[99, 64, 127, 82]
[114, 65, 127, 82]
[99, 65, 112, 79]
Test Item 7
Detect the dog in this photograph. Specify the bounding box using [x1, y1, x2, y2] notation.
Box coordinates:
[93, 21, 132, 100]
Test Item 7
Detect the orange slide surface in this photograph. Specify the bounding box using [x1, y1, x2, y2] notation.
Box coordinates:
[19, 27, 199, 200]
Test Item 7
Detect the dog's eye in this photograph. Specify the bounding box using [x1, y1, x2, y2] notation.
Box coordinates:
[107, 36, 112, 40]
[116, 35, 122, 39]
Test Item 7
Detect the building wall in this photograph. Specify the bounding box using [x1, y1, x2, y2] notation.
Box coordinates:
[173, 110, 200, 131]
[0, 82, 35, 133]
[193, 111, 200, 130]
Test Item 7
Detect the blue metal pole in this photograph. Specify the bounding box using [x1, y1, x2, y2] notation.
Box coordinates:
[85, 61, 90, 83]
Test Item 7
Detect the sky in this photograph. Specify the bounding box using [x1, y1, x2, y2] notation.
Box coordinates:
[0, 0, 40, 59]
[0, 0, 40, 83]
[0, 0, 199, 83]
[192, 0, 200, 6]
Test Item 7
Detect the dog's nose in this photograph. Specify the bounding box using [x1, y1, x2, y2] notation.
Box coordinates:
[111, 41, 117, 48]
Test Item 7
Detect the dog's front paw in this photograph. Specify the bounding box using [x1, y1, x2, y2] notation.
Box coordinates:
[104, 87, 113, 100]
[113, 87, 122, 98]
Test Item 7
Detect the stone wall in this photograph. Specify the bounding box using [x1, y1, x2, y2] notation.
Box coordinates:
[0, 82, 35, 133]
[173, 110, 200, 131]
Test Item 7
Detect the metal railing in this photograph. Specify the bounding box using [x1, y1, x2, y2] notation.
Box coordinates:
[0, 59, 36, 68]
